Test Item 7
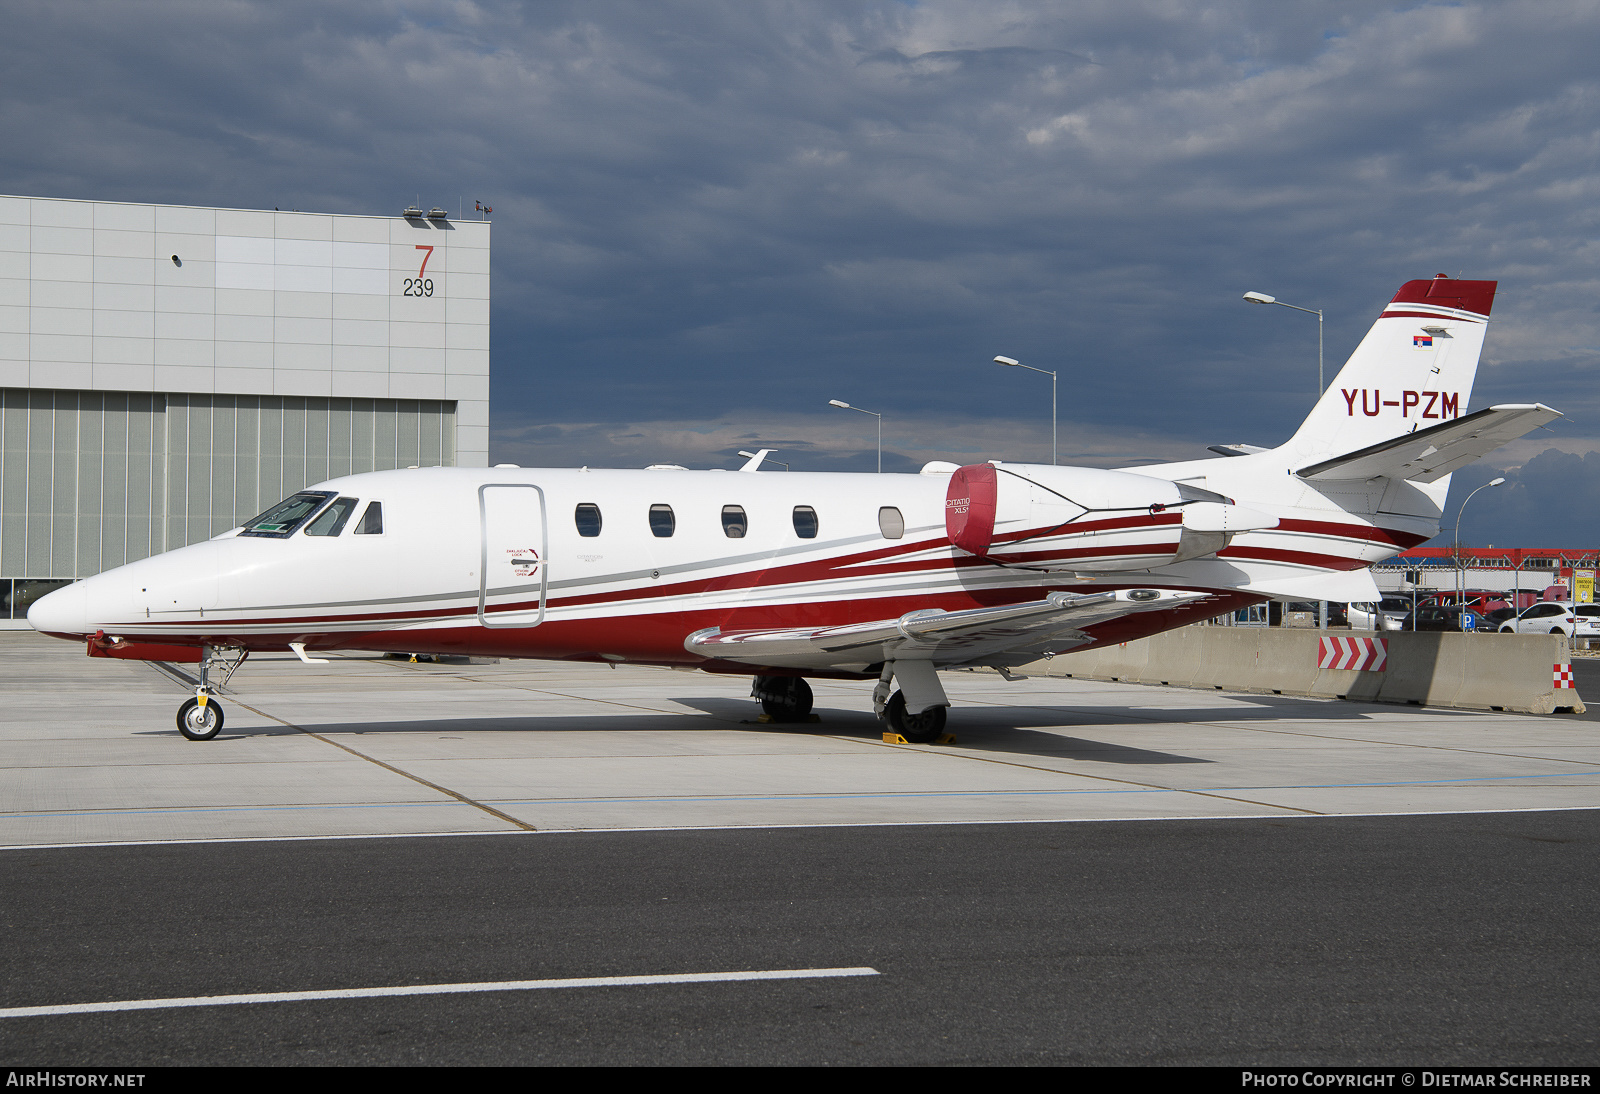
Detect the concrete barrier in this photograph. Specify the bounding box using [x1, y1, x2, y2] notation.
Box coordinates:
[1015, 629, 1583, 715]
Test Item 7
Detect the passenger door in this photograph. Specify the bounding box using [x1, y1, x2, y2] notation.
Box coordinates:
[479, 484, 547, 628]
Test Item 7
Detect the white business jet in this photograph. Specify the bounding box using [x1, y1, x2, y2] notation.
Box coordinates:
[30, 276, 1560, 741]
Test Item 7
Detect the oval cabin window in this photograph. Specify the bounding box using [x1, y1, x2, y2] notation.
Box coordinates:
[792, 506, 818, 539]
[649, 504, 676, 538]
[574, 503, 602, 537]
[878, 506, 905, 540]
[721, 505, 748, 538]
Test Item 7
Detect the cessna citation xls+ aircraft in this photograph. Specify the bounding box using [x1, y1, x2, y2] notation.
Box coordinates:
[29, 276, 1560, 741]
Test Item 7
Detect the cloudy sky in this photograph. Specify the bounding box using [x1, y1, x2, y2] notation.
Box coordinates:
[3, 0, 1598, 546]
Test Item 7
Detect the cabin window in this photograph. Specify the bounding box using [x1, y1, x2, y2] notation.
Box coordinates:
[878, 506, 905, 540]
[575, 503, 602, 537]
[649, 504, 676, 537]
[792, 505, 818, 539]
[240, 491, 335, 539]
[354, 501, 383, 535]
[304, 497, 359, 537]
[721, 504, 748, 538]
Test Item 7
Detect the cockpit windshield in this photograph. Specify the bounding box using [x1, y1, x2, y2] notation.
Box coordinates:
[241, 491, 335, 538]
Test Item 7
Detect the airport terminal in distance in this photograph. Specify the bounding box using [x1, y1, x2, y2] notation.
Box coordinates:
[1, 193, 1596, 1068]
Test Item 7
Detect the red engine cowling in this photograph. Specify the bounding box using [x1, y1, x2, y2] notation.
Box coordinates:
[941, 461, 1268, 572]
[944, 463, 998, 555]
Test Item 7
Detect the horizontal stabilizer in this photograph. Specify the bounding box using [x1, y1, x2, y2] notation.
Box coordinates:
[1295, 404, 1561, 483]
[685, 588, 1209, 671]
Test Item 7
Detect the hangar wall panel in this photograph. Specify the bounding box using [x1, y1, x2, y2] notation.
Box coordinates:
[0, 195, 488, 467]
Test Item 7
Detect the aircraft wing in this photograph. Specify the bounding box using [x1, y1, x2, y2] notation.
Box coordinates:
[1294, 404, 1561, 483]
[684, 588, 1212, 672]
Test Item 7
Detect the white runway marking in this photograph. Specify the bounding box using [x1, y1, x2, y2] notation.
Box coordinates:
[0, 967, 880, 1019]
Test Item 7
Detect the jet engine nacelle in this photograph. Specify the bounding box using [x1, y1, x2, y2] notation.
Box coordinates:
[944, 462, 1277, 573]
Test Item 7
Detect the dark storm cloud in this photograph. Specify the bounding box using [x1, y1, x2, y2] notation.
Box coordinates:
[2, 1, 1598, 546]
[1442, 449, 1600, 549]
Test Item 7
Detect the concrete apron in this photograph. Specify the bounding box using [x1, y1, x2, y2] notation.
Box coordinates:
[1024, 629, 1585, 715]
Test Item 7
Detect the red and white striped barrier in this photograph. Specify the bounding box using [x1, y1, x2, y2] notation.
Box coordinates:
[1318, 636, 1388, 672]
[1554, 663, 1576, 689]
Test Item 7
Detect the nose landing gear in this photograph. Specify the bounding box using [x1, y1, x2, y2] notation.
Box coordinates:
[176, 645, 247, 741]
[177, 694, 224, 740]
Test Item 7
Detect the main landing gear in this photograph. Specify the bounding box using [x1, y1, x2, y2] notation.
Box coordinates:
[750, 662, 953, 743]
[883, 690, 947, 744]
[176, 645, 247, 741]
[873, 660, 951, 744]
[752, 675, 814, 723]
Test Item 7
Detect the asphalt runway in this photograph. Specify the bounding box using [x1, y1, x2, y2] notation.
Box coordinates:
[3, 811, 1598, 1066]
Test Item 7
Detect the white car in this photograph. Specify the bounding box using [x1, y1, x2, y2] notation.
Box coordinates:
[1348, 597, 1412, 631]
[1497, 601, 1600, 639]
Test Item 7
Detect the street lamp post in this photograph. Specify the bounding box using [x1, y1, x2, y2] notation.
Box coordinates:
[993, 356, 1057, 465]
[1455, 477, 1506, 617]
[1243, 291, 1325, 397]
[1245, 289, 1328, 628]
[828, 399, 883, 473]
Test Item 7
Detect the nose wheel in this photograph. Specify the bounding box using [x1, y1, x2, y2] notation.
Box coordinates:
[177, 693, 224, 741]
[174, 645, 247, 741]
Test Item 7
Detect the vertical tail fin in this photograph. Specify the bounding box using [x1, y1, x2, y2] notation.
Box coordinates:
[1285, 276, 1497, 463]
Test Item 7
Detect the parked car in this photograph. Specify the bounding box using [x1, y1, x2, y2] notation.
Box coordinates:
[1427, 590, 1511, 615]
[1274, 601, 1348, 627]
[1498, 601, 1600, 639]
[1481, 606, 1519, 629]
[1400, 604, 1479, 632]
[1349, 597, 1412, 631]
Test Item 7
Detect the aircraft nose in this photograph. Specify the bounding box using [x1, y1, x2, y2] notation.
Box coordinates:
[28, 581, 89, 638]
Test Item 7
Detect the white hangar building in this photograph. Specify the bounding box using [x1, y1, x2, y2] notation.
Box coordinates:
[0, 195, 490, 625]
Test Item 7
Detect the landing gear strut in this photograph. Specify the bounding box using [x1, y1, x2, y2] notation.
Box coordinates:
[176, 645, 247, 741]
[752, 675, 813, 723]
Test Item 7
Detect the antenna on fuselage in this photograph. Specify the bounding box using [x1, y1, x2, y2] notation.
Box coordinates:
[737, 449, 787, 472]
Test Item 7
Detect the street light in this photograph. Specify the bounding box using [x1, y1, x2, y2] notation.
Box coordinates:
[993, 355, 1057, 465]
[828, 399, 883, 473]
[1243, 290, 1325, 398]
[1455, 477, 1506, 616]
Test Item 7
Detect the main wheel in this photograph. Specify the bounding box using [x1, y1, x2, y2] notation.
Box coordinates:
[177, 697, 224, 741]
[754, 675, 813, 723]
[885, 690, 946, 744]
